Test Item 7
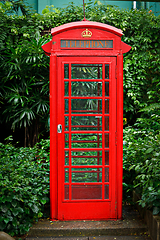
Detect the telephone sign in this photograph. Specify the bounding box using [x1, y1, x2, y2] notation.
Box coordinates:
[42, 20, 131, 221]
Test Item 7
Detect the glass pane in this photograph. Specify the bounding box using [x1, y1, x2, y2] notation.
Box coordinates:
[71, 99, 102, 114]
[72, 185, 102, 200]
[64, 82, 69, 96]
[65, 134, 69, 148]
[71, 64, 102, 79]
[71, 151, 102, 165]
[105, 116, 109, 131]
[65, 116, 69, 131]
[105, 82, 109, 96]
[65, 151, 69, 165]
[105, 185, 109, 199]
[64, 64, 69, 79]
[105, 168, 109, 182]
[71, 133, 102, 148]
[65, 99, 69, 113]
[64, 185, 69, 200]
[72, 168, 102, 182]
[71, 116, 102, 131]
[65, 168, 69, 183]
[105, 133, 109, 148]
[105, 99, 109, 114]
[105, 151, 109, 165]
[105, 64, 109, 79]
[71, 82, 102, 96]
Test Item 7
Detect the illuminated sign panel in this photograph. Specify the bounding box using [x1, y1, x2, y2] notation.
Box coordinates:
[61, 40, 113, 49]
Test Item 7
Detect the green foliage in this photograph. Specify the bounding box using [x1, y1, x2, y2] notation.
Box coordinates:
[123, 106, 160, 214]
[0, 139, 50, 236]
[0, 0, 160, 145]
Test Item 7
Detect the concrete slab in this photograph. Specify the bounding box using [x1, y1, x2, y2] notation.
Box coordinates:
[26, 236, 151, 240]
[26, 206, 148, 238]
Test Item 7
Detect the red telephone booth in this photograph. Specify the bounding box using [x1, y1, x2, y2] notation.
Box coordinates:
[42, 21, 131, 221]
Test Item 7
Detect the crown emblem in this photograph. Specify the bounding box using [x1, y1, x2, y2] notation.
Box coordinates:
[81, 29, 92, 38]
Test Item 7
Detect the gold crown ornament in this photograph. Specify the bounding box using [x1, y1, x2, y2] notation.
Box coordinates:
[81, 29, 92, 38]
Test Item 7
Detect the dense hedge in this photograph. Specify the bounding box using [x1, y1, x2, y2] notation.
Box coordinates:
[0, 139, 50, 236]
[0, 1, 160, 144]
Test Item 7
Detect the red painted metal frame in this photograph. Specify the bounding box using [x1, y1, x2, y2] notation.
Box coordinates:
[57, 57, 116, 220]
[42, 20, 131, 221]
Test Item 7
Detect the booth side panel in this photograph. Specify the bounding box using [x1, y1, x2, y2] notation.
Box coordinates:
[50, 54, 58, 220]
[117, 54, 123, 219]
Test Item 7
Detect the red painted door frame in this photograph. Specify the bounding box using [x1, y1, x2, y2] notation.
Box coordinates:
[56, 56, 117, 220]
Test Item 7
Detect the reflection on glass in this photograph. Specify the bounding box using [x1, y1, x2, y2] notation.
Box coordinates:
[105, 116, 109, 131]
[65, 151, 69, 165]
[105, 133, 109, 148]
[71, 133, 102, 148]
[65, 99, 69, 113]
[105, 99, 109, 114]
[105, 64, 109, 79]
[105, 168, 109, 182]
[71, 82, 102, 96]
[105, 82, 109, 96]
[64, 82, 69, 96]
[71, 116, 102, 131]
[72, 185, 102, 200]
[71, 99, 102, 114]
[64, 64, 69, 79]
[65, 168, 69, 182]
[105, 151, 109, 165]
[72, 168, 102, 182]
[65, 134, 69, 148]
[71, 64, 102, 79]
[71, 151, 102, 165]
[105, 185, 109, 199]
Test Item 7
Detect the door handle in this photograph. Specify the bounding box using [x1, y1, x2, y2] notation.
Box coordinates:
[57, 124, 62, 133]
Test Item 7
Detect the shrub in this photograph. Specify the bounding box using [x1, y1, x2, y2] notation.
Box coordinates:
[123, 125, 160, 214]
[0, 139, 50, 236]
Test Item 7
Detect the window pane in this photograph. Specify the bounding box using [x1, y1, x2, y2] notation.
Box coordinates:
[105, 133, 109, 148]
[105, 64, 109, 79]
[65, 99, 69, 113]
[64, 64, 69, 79]
[71, 151, 102, 165]
[65, 168, 69, 183]
[105, 116, 109, 131]
[105, 82, 109, 96]
[105, 151, 109, 165]
[65, 116, 69, 131]
[64, 185, 69, 200]
[65, 151, 69, 165]
[71, 82, 102, 96]
[105, 99, 109, 114]
[64, 82, 69, 96]
[71, 64, 102, 79]
[71, 99, 102, 114]
[105, 185, 109, 199]
[71, 116, 102, 131]
[105, 168, 109, 182]
[72, 168, 102, 182]
[72, 185, 102, 200]
[65, 134, 69, 148]
[71, 133, 102, 148]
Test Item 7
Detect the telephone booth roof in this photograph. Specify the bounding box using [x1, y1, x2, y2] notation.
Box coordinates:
[51, 21, 123, 37]
[42, 20, 131, 56]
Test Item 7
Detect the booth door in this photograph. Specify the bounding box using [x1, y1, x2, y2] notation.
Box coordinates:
[57, 56, 117, 220]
